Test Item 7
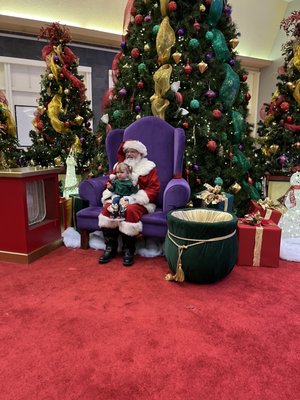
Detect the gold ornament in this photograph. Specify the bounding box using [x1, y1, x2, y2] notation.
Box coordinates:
[172, 51, 182, 64]
[198, 61, 208, 74]
[64, 89, 70, 95]
[144, 44, 150, 52]
[37, 105, 46, 115]
[286, 81, 296, 91]
[54, 156, 62, 166]
[136, 114, 141, 120]
[48, 73, 54, 80]
[269, 144, 279, 155]
[229, 182, 241, 194]
[229, 38, 239, 49]
[74, 115, 84, 125]
[293, 142, 300, 148]
[199, 4, 206, 12]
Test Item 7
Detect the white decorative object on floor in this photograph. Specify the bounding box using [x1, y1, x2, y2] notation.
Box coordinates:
[63, 150, 79, 198]
[279, 171, 300, 261]
[62, 227, 81, 248]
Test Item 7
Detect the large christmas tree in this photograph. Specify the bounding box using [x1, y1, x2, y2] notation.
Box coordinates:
[26, 23, 99, 175]
[256, 11, 300, 175]
[97, 0, 262, 215]
[0, 91, 23, 169]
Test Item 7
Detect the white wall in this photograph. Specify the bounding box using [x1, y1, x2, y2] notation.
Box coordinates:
[257, 0, 300, 118]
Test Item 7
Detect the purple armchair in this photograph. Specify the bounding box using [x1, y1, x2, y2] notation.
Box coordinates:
[76, 116, 191, 248]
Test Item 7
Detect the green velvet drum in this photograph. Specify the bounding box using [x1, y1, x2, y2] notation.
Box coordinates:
[165, 209, 238, 283]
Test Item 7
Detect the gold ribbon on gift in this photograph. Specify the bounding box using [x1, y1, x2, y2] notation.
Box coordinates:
[253, 226, 263, 267]
[160, 0, 169, 17]
[156, 17, 175, 65]
[47, 94, 70, 133]
[150, 64, 172, 119]
[197, 183, 227, 207]
[257, 198, 285, 214]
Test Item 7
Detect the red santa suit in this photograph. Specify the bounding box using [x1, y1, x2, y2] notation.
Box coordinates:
[98, 140, 160, 236]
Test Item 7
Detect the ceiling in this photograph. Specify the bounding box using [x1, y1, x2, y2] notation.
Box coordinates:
[0, 0, 297, 61]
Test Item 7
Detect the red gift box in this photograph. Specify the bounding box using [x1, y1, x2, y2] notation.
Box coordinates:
[248, 199, 283, 225]
[237, 219, 281, 267]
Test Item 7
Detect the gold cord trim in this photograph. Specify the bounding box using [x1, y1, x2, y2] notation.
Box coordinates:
[165, 229, 236, 282]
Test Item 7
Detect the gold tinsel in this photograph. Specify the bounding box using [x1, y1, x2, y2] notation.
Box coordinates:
[293, 79, 300, 105]
[159, 0, 169, 17]
[150, 64, 172, 120]
[0, 105, 16, 137]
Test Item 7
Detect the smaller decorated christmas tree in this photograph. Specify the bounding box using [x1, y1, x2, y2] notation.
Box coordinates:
[0, 91, 24, 169]
[26, 23, 100, 174]
[256, 11, 300, 175]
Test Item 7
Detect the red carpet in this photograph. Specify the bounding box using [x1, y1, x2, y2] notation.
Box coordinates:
[0, 246, 299, 400]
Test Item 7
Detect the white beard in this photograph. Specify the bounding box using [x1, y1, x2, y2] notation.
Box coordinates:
[125, 154, 142, 169]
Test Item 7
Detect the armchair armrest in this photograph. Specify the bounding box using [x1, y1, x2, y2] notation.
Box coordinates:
[163, 178, 191, 214]
[78, 176, 109, 207]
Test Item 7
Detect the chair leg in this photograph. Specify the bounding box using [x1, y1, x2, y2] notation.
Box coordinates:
[80, 229, 90, 249]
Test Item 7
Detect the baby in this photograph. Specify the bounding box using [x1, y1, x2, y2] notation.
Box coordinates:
[107, 162, 139, 219]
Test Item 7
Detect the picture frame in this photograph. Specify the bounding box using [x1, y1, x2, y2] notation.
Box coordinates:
[14, 105, 36, 147]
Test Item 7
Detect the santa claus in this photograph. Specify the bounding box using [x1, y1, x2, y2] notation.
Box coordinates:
[98, 140, 160, 266]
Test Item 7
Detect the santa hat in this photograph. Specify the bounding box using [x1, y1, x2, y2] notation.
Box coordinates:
[123, 140, 147, 157]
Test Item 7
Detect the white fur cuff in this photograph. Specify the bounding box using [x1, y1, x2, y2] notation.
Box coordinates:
[119, 220, 143, 236]
[98, 214, 120, 229]
[131, 189, 149, 206]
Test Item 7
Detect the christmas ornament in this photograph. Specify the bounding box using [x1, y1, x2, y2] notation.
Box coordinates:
[189, 38, 200, 49]
[223, 5, 232, 15]
[184, 60, 192, 75]
[152, 25, 160, 35]
[207, 140, 217, 152]
[172, 51, 182, 64]
[205, 53, 213, 60]
[293, 142, 300, 148]
[229, 182, 241, 193]
[205, 89, 217, 101]
[229, 59, 235, 66]
[144, 15, 151, 23]
[286, 81, 296, 90]
[198, 61, 208, 73]
[131, 48, 140, 58]
[64, 89, 70, 95]
[193, 20, 200, 31]
[247, 176, 254, 185]
[135, 105, 141, 113]
[168, 1, 177, 11]
[48, 73, 54, 80]
[118, 88, 127, 97]
[286, 115, 294, 123]
[199, 4, 206, 12]
[229, 38, 239, 49]
[214, 177, 223, 186]
[241, 74, 248, 82]
[280, 101, 290, 112]
[121, 41, 126, 49]
[113, 110, 121, 119]
[182, 122, 189, 129]
[277, 154, 288, 166]
[177, 28, 185, 36]
[190, 99, 200, 109]
[134, 14, 144, 25]
[54, 156, 62, 166]
[212, 109, 222, 119]
[74, 115, 84, 125]
[137, 81, 144, 89]
[144, 44, 150, 52]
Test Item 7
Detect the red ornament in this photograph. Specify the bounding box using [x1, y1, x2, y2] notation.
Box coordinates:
[36, 121, 44, 130]
[106, 124, 112, 133]
[248, 176, 253, 185]
[184, 61, 192, 75]
[229, 151, 233, 159]
[168, 1, 177, 11]
[245, 92, 251, 101]
[98, 164, 103, 172]
[212, 109, 222, 120]
[134, 14, 144, 25]
[193, 20, 200, 31]
[241, 74, 247, 82]
[130, 7, 136, 16]
[59, 73, 64, 78]
[176, 92, 183, 105]
[286, 115, 294, 123]
[64, 121, 70, 127]
[205, 0, 211, 5]
[137, 80, 144, 89]
[195, 178, 201, 185]
[182, 122, 189, 129]
[280, 101, 290, 112]
[207, 140, 217, 152]
[131, 48, 140, 58]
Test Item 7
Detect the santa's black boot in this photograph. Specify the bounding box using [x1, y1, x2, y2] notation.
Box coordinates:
[121, 233, 136, 267]
[99, 228, 119, 264]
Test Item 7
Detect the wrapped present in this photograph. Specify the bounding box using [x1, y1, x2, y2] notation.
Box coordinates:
[69, 194, 89, 230]
[59, 197, 73, 232]
[248, 198, 285, 225]
[193, 188, 234, 212]
[237, 214, 281, 267]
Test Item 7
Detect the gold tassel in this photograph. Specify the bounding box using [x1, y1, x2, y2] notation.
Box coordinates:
[165, 246, 186, 282]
